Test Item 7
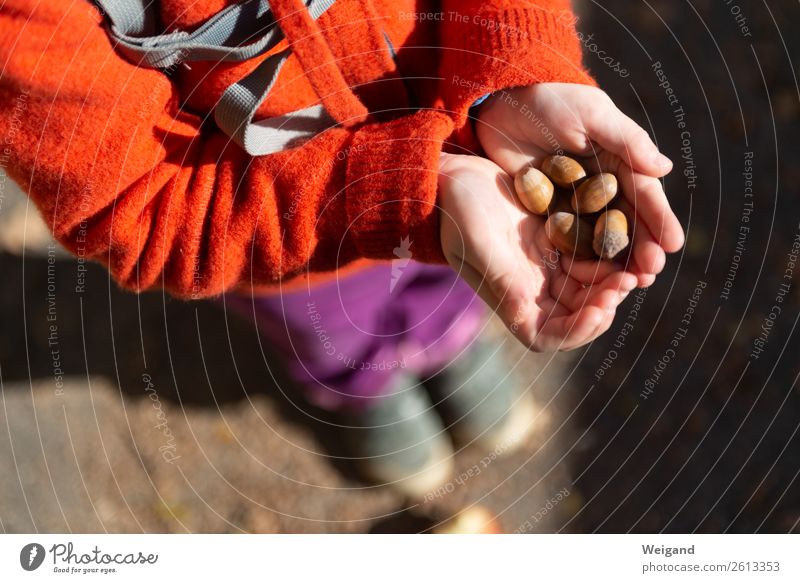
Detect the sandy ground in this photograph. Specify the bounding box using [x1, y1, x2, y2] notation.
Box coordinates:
[1, 0, 799, 532]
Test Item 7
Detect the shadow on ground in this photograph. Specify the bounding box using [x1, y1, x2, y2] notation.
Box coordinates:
[0, 243, 579, 533]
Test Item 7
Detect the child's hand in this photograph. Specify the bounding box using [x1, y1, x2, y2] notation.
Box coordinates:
[475, 83, 684, 287]
[438, 152, 638, 352]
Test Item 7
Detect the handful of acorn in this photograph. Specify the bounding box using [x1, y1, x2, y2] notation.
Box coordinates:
[514, 155, 629, 261]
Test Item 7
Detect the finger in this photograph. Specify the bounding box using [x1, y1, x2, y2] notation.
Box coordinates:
[631, 223, 666, 278]
[532, 305, 607, 352]
[580, 153, 684, 255]
[583, 101, 673, 178]
[563, 305, 619, 351]
[570, 295, 625, 349]
[550, 271, 637, 312]
[474, 122, 550, 177]
[583, 308, 618, 346]
[637, 273, 657, 288]
[559, 255, 624, 283]
[616, 164, 685, 253]
[613, 196, 667, 280]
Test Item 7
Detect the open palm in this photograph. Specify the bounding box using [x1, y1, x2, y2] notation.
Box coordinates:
[439, 153, 637, 352]
[476, 83, 684, 288]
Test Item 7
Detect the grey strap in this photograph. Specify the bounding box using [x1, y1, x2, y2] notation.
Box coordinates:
[95, 0, 338, 154]
[214, 49, 335, 155]
[97, 0, 158, 36]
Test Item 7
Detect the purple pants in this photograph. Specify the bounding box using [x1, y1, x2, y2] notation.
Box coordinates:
[225, 262, 484, 411]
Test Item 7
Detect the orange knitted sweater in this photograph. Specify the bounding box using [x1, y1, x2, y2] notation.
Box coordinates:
[0, 0, 594, 298]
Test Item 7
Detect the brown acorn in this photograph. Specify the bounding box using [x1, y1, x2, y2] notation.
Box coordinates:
[514, 166, 554, 215]
[571, 173, 618, 214]
[593, 209, 629, 260]
[545, 212, 595, 259]
[540, 155, 587, 188]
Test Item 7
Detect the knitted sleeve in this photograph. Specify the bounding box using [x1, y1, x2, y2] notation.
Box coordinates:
[0, 0, 452, 298]
[437, 0, 596, 139]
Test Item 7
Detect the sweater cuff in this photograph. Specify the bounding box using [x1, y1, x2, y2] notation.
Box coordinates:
[345, 110, 454, 263]
[439, 7, 596, 121]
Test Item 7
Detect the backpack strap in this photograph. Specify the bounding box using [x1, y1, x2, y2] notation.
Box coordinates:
[214, 48, 336, 155]
[94, 0, 359, 155]
[94, 0, 296, 68]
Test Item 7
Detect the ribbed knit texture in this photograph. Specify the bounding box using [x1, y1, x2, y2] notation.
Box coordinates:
[0, 0, 593, 298]
[346, 110, 454, 263]
[438, 1, 598, 150]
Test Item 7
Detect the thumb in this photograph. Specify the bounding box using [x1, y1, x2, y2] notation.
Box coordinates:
[581, 100, 673, 178]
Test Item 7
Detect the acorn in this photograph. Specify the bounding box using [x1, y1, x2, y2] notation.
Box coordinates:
[544, 212, 595, 259]
[514, 166, 554, 215]
[541, 155, 587, 188]
[593, 209, 630, 259]
[571, 173, 618, 214]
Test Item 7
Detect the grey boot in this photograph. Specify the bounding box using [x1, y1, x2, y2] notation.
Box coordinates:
[425, 338, 535, 452]
[343, 373, 454, 499]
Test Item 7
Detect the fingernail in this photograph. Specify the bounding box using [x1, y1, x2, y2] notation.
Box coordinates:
[652, 152, 672, 168]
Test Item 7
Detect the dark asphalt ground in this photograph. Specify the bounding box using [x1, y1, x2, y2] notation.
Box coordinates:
[1, 0, 799, 532]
